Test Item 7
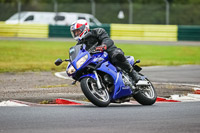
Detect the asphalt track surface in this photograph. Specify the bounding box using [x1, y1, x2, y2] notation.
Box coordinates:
[142, 65, 200, 85]
[0, 102, 200, 133]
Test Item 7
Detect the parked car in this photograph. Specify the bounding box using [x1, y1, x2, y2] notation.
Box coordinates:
[5, 11, 102, 26]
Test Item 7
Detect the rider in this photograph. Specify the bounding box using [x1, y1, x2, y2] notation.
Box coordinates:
[70, 19, 141, 84]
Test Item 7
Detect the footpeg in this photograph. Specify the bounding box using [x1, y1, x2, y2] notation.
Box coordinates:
[136, 80, 149, 86]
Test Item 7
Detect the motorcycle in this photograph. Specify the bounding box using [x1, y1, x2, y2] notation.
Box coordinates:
[55, 43, 157, 107]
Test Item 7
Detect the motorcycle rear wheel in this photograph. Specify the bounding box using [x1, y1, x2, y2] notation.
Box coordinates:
[80, 77, 111, 107]
[133, 76, 157, 105]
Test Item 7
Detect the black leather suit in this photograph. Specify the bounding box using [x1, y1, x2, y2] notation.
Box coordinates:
[77, 28, 133, 74]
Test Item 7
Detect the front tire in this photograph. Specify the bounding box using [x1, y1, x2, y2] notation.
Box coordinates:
[133, 76, 157, 105]
[80, 77, 111, 107]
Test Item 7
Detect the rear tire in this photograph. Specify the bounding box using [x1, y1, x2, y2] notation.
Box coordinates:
[133, 76, 157, 105]
[80, 77, 111, 107]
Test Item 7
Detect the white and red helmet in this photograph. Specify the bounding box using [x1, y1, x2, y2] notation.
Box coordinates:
[70, 19, 89, 41]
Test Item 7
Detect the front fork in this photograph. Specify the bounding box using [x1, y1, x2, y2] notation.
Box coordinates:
[93, 70, 102, 89]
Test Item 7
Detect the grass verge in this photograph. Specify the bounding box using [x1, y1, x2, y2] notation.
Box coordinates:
[0, 40, 200, 73]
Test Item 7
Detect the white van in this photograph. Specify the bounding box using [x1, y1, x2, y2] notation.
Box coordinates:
[5, 11, 102, 26]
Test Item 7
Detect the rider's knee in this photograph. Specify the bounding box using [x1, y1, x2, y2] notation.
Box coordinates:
[111, 48, 126, 63]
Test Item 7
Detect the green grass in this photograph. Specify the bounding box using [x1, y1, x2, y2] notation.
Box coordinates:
[0, 40, 200, 73]
[0, 40, 74, 72]
[117, 44, 200, 66]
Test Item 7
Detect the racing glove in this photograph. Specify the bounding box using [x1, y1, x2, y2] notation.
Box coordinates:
[95, 44, 107, 52]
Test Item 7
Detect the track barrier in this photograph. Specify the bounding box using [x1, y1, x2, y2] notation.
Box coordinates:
[0, 22, 200, 41]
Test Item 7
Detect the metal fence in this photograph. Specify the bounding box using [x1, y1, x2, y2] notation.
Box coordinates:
[0, 0, 200, 25]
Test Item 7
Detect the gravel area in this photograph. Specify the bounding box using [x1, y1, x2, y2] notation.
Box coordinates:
[0, 72, 83, 102]
[0, 72, 194, 103]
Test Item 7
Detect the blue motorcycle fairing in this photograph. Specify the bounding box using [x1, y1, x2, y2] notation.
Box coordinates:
[96, 61, 133, 100]
[79, 73, 97, 81]
[91, 52, 108, 64]
[112, 72, 133, 99]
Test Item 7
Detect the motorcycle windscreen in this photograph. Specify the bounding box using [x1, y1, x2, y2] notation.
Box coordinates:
[69, 45, 81, 61]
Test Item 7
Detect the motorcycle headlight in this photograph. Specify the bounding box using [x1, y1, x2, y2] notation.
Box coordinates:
[67, 65, 76, 75]
[76, 54, 88, 69]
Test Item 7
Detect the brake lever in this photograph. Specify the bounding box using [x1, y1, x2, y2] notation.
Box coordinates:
[90, 49, 104, 54]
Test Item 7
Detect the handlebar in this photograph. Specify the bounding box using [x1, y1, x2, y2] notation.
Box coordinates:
[88, 42, 99, 53]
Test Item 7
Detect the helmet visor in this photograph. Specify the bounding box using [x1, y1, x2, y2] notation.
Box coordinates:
[70, 24, 86, 38]
[72, 29, 81, 38]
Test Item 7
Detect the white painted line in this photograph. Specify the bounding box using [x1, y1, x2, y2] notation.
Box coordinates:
[170, 94, 200, 102]
[187, 93, 200, 99]
[55, 71, 73, 80]
[0, 100, 28, 107]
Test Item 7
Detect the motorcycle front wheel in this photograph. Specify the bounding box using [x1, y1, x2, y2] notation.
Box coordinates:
[80, 77, 111, 107]
[133, 76, 157, 105]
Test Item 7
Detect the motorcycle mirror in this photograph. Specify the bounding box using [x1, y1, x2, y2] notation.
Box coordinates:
[55, 58, 63, 66]
[136, 59, 140, 64]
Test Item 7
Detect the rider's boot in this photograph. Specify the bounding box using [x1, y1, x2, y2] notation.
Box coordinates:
[128, 67, 141, 85]
[121, 60, 141, 85]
